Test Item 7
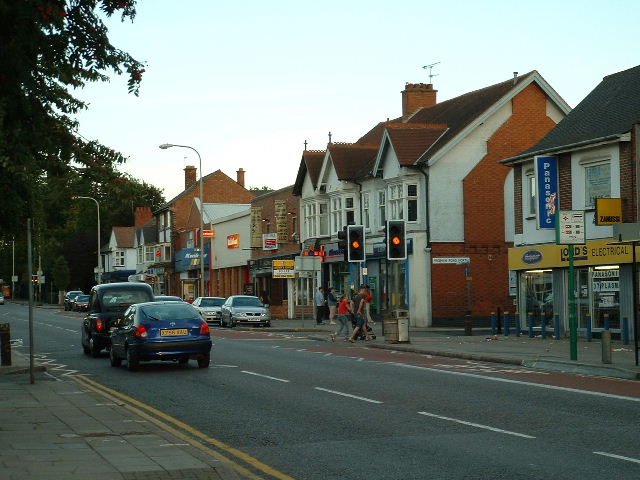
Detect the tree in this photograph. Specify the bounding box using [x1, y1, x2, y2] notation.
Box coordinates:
[0, 0, 145, 237]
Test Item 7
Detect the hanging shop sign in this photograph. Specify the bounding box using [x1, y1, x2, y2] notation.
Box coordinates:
[272, 260, 295, 278]
[534, 156, 559, 230]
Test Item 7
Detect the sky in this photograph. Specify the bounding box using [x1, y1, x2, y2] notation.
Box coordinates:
[73, 0, 640, 201]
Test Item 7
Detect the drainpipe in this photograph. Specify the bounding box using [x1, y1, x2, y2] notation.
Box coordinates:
[417, 164, 432, 326]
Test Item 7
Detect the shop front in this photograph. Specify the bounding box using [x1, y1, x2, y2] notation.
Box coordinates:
[509, 240, 634, 336]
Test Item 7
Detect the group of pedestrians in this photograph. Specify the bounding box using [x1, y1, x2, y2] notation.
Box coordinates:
[314, 285, 374, 343]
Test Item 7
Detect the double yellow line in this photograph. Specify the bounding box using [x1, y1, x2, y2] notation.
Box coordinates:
[72, 375, 296, 480]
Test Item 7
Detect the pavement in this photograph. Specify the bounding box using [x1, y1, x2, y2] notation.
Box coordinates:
[1, 301, 638, 478]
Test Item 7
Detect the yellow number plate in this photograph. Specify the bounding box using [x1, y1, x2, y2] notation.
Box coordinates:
[160, 329, 188, 336]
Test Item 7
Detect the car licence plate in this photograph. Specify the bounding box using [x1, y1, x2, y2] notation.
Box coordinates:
[160, 329, 188, 336]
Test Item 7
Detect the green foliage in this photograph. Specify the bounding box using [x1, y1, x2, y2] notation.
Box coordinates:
[0, 0, 146, 236]
[52, 255, 70, 291]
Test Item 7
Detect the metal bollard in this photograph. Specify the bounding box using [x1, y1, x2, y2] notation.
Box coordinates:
[491, 312, 497, 336]
[541, 313, 547, 339]
[514, 312, 520, 337]
[601, 328, 612, 364]
[586, 313, 592, 342]
[464, 310, 473, 336]
[0, 323, 11, 366]
[622, 316, 630, 345]
[554, 313, 561, 340]
[603, 313, 610, 331]
[504, 311, 510, 336]
[527, 312, 534, 338]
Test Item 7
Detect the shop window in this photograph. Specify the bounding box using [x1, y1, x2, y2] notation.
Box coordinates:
[576, 266, 620, 331]
[520, 270, 554, 325]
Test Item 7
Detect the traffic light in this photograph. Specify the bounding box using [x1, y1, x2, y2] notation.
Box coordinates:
[31, 274, 39, 284]
[337, 226, 348, 261]
[387, 220, 406, 260]
[347, 225, 365, 262]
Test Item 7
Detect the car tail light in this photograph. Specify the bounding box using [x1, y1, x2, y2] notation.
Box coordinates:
[95, 318, 104, 332]
[200, 322, 210, 335]
[135, 325, 148, 338]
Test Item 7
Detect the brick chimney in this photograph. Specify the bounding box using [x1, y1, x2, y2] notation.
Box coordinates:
[184, 165, 197, 190]
[236, 168, 245, 188]
[402, 83, 437, 116]
[134, 207, 153, 229]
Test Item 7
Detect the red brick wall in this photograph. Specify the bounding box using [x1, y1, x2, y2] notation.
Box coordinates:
[620, 138, 636, 223]
[432, 83, 559, 323]
[558, 152, 572, 210]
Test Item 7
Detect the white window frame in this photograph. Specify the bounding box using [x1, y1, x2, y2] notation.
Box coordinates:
[525, 169, 536, 218]
[406, 183, 418, 222]
[388, 182, 419, 223]
[303, 200, 329, 239]
[114, 250, 125, 267]
[345, 196, 355, 226]
[144, 246, 155, 263]
[378, 190, 386, 229]
[361, 193, 370, 230]
[137, 246, 143, 264]
[331, 197, 342, 233]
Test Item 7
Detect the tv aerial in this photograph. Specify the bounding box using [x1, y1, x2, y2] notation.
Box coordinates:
[422, 62, 440, 83]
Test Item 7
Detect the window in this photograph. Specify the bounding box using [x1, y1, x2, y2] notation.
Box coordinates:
[303, 201, 328, 239]
[304, 203, 316, 238]
[187, 230, 195, 249]
[378, 190, 386, 228]
[137, 246, 143, 264]
[144, 246, 155, 262]
[345, 196, 355, 225]
[584, 162, 611, 208]
[164, 244, 171, 262]
[407, 184, 418, 222]
[114, 250, 125, 267]
[318, 202, 328, 236]
[331, 197, 342, 233]
[361, 193, 370, 229]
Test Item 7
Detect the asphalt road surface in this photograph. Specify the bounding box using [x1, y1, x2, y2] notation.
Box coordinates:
[3, 302, 639, 480]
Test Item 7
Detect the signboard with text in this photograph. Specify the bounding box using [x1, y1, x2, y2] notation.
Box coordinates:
[534, 156, 559, 230]
[557, 210, 585, 245]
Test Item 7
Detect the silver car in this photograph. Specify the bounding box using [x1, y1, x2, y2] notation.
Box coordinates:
[220, 295, 271, 328]
[192, 296, 226, 325]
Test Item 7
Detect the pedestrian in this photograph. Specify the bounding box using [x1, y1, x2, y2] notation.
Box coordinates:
[314, 286, 326, 325]
[259, 290, 270, 308]
[331, 294, 353, 342]
[347, 285, 371, 342]
[364, 285, 374, 325]
[327, 287, 338, 325]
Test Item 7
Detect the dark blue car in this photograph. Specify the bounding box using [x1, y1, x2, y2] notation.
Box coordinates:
[109, 301, 212, 371]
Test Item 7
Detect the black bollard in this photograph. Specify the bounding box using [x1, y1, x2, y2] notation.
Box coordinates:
[464, 310, 473, 336]
[0, 323, 11, 366]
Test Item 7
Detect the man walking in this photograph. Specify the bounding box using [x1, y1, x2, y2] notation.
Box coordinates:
[347, 285, 371, 342]
[314, 286, 326, 325]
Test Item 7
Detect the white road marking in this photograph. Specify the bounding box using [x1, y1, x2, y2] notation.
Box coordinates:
[593, 451, 640, 464]
[393, 363, 640, 403]
[241, 371, 290, 383]
[314, 387, 383, 404]
[213, 364, 238, 368]
[418, 411, 535, 439]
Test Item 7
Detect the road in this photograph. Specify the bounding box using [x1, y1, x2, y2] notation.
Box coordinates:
[3, 302, 639, 480]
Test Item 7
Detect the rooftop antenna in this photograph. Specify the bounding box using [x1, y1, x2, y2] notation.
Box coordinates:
[422, 62, 440, 83]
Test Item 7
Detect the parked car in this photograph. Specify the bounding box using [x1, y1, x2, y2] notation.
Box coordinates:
[191, 296, 226, 325]
[220, 295, 271, 328]
[154, 295, 184, 302]
[81, 282, 154, 357]
[64, 290, 84, 311]
[0, 293, 4, 305]
[109, 301, 212, 371]
[73, 294, 90, 312]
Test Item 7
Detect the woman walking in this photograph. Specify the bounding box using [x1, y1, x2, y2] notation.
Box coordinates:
[331, 294, 353, 342]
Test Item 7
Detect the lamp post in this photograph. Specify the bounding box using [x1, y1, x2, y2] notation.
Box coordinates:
[72, 196, 102, 284]
[159, 143, 205, 297]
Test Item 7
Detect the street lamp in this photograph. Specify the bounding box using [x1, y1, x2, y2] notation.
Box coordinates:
[72, 196, 102, 284]
[159, 143, 205, 297]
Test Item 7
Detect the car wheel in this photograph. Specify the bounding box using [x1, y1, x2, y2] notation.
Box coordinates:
[197, 354, 210, 368]
[109, 348, 122, 367]
[89, 337, 101, 358]
[126, 348, 139, 371]
[82, 332, 90, 355]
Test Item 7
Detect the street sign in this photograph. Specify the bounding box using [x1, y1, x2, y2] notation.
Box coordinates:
[432, 257, 470, 265]
[273, 260, 295, 278]
[11, 275, 18, 282]
[557, 210, 585, 245]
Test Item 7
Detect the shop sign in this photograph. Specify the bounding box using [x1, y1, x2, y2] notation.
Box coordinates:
[227, 234, 240, 249]
[263, 233, 277, 250]
[273, 260, 295, 278]
[521, 250, 543, 265]
[595, 198, 622, 225]
[534, 156, 559, 230]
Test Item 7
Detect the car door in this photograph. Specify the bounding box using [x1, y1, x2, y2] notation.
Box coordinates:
[111, 306, 135, 357]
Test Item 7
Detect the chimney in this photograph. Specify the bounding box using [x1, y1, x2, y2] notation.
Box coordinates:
[402, 83, 437, 116]
[184, 165, 197, 190]
[134, 206, 153, 229]
[236, 168, 245, 188]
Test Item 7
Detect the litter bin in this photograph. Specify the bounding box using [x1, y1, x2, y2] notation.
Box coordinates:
[384, 309, 410, 343]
